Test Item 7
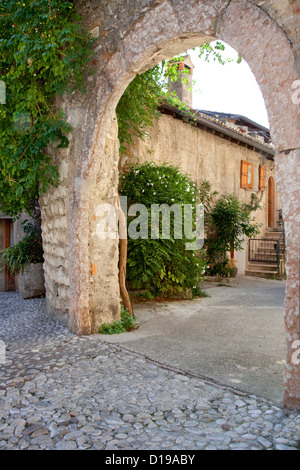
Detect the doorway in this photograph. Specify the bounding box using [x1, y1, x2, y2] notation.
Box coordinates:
[0, 219, 15, 292]
[267, 176, 275, 229]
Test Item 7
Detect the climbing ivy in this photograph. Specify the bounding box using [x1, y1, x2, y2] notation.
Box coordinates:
[0, 0, 238, 217]
[116, 42, 240, 154]
[0, 0, 94, 216]
[116, 59, 196, 154]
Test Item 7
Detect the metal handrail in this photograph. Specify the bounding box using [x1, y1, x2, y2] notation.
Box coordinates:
[276, 229, 285, 276]
[248, 229, 286, 277]
[249, 238, 280, 263]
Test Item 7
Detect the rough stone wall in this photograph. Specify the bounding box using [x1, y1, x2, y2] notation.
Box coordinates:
[122, 112, 274, 200]
[40, 145, 70, 321]
[248, 0, 300, 56]
[39, 0, 300, 408]
[88, 115, 121, 333]
[121, 112, 277, 272]
[276, 150, 300, 410]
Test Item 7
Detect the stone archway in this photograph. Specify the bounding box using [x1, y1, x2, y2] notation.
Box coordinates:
[40, 0, 300, 409]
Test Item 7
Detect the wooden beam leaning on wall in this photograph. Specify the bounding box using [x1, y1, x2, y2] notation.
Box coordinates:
[118, 196, 133, 317]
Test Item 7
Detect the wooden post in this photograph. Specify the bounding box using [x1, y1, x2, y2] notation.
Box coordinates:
[118, 197, 133, 316]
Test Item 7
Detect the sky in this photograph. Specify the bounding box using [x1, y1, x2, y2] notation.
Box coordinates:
[186, 41, 270, 129]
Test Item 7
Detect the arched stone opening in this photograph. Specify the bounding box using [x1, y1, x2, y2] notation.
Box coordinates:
[41, 0, 300, 409]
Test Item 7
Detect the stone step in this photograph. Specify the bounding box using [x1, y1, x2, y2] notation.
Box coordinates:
[247, 265, 277, 273]
[263, 232, 283, 240]
[251, 252, 277, 259]
[255, 247, 277, 252]
[245, 270, 278, 279]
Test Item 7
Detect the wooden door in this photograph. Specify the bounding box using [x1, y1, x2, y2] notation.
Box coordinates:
[268, 177, 275, 228]
[5, 220, 15, 291]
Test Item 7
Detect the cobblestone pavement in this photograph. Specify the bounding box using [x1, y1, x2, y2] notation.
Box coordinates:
[0, 292, 299, 451]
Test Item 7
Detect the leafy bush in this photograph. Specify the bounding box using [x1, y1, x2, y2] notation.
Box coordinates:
[205, 193, 261, 276]
[0, 1, 94, 216]
[119, 162, 207, 297]
[98, 307, 138, 335]
[1, 222, 43, 274]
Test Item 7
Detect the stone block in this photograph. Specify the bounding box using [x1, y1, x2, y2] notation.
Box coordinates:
[17, 263, 45, 299]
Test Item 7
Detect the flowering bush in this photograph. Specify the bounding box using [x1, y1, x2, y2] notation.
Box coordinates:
[119, 162, 207, 297]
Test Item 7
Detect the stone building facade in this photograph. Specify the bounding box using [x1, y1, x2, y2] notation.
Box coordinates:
[35, 0, 300, 409]
[120, 98, 281, 276]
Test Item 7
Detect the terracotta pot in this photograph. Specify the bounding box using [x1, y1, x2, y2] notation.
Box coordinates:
[230, 267, 238, 278]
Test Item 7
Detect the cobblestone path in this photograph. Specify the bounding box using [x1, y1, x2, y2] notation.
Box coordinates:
[0, 292, 299, 450]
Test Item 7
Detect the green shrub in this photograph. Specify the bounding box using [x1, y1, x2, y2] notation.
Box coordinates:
[191, 285, 210, 298]
[0, 1, 95, 216]
[98, 307, 138, 335]
[119, 162, 207, 296]
[1, 222, 43, 274]
[205, 194, 261, 276]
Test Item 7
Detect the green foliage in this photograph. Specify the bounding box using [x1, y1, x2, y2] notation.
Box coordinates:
[0, 4, 237, 219]
[191, 285, 210, 298]
[206, 259, 231, 278]
[243, 192, 262, 213]
[116, 60, 195, 154]
[98, 307, 138, 335]
[116, 42, 240, 154]
[0, 0, 238, 221]
[1, 221, 43, 274]
[0, 0, 94, 216]
[205, 193, 261, 276]
[197, 41, 242, 65]
[119, 162, 207, 296]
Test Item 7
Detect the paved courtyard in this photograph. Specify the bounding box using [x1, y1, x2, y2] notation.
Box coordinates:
[0, 285, 299, 451]
[102, 276, 288, 404]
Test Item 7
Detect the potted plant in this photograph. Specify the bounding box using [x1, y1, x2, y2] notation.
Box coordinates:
[205, 194, 261, 278]
[1, 221, 45, 299]
[228, 258, 238, 278]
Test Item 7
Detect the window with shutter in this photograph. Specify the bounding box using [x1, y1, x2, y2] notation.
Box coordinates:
[240, 160, 254, 189]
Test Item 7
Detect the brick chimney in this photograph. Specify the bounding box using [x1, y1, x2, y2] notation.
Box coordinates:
[168, 55, 194, 109]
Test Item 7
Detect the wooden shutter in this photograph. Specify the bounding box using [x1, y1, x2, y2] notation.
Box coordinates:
[241, 160, 254, 189]
[249, 162, 254, 189]
[240, 160, 249, 188]
[259, 165, 265, 191]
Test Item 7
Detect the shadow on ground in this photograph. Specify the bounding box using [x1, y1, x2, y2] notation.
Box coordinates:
[98, 275, 286, 404]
